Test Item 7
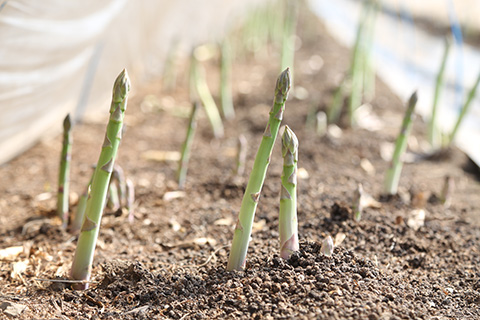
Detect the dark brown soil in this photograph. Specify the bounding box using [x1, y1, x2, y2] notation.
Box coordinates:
[1, 4, 479, 320]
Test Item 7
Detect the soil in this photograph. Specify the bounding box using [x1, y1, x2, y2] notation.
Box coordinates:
[1, 4, 480, 320]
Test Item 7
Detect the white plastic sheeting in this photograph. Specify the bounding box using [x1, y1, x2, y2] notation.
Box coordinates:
[0, 0, 265, 164]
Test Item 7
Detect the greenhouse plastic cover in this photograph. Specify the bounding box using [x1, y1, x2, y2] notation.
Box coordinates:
[309, 0, 480, 166]
[0, 0, 264, 165]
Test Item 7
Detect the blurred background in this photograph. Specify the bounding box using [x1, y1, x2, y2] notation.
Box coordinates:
[0, 0, 479, 165]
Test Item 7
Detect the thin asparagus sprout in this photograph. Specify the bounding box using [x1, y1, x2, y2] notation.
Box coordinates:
[70, 69, 130, 289]
[234, 134, 248, 177]
[280, 0, 298, 76]
[177, 102, 200, 189]
[220, 39, 235, 119]
[227, 68, 291, 271]
[449, 71, 480, 144]
[107, 182, 120, 211]
[190, 51, 224, 138]
[58, 114, 72, 228]
[70, 168, 95, 234]
[429, 38, 451, 149]
[320, 235, 334, 256]
[440, 175, 455, 209]
[126, 178, 135, 223]
[112, 165, 127, 207]
[279, 125, 299, 259]
[352, 183, 364, 221]
[384, 91, 418, 195]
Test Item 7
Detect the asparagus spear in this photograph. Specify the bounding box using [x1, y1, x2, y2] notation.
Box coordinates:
[58, 114, 72, 228]
[177, 102, 200, 189]
[429, 38, 451, 149]
[384, 91, 418, 195]
[70, 69, 130, 289]
[279, 125, 299, 259]
[70, 168, 95, 234]
[449, 71, 480, 144]
[227, 68, 291, 271]
[190, 51, 224, 138]
[220, 39, 235, 119]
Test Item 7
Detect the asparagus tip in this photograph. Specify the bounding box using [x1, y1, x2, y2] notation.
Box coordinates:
[112, 69, 131, 106]
[63, 114, 72, 131]
[409, 91, 418, 106]
[282, 125, 298, 159]
[275, 68, 291, 102]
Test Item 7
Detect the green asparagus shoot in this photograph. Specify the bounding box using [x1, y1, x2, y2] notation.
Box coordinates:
[107, 181, 120, 211]
[70, 168, 94, 234]
[220, 39, 235, 119]
[177, 102, 200, 189]
[126, 178, 135, 223]
[190, 50, 224, 138]
[279, 125, 299, 259]
[234, 134, 248, 177]
[383, 91, 418, 195]
[70, 69, 130, 289]
[429, 38, 451, 149]
[449, 71, 480, 144]
[227, 68, 291, 271]
[58, 114, 72, 228]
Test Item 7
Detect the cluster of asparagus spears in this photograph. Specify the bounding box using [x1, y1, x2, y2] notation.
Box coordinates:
[53, 70, 131, 289]
[227, 68, 300, 271]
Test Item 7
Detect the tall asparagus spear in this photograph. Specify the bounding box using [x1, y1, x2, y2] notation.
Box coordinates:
[58, 114, 72, 228]
[384, 91, 417, 195]
[177, 102, 200, 189]
[70, 69, 130, 289]
[279, 125, 299, 259]
[227, 68, 291, 271]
